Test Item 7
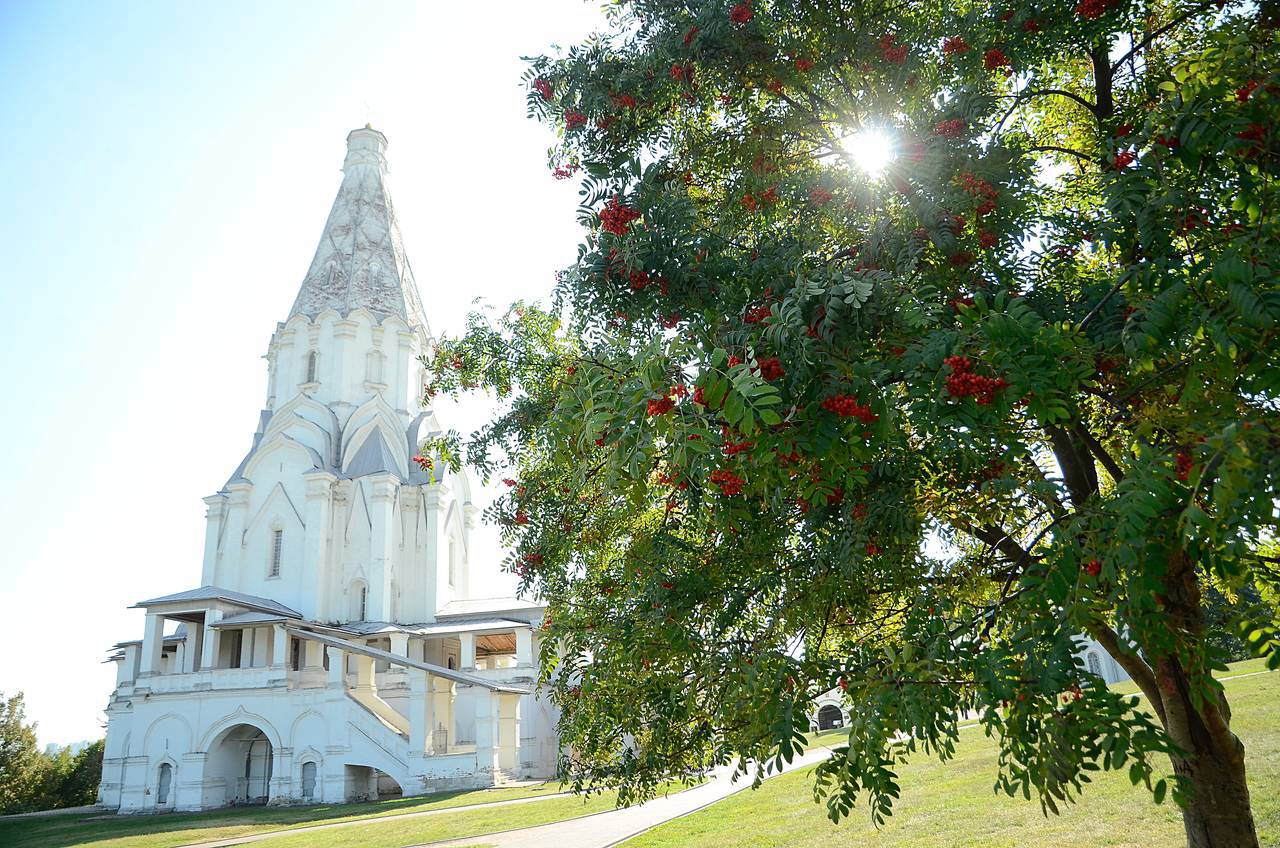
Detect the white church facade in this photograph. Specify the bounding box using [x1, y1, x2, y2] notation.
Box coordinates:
[99, 127, 557, 813]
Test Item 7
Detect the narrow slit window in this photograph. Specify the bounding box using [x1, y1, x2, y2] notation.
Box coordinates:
[306, 351, 319, 384]
[269, 529, 283, 577]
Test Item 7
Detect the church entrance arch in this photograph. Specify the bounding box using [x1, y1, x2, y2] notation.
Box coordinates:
[204, 724, 273, 806]
[817, 704, 845, 731]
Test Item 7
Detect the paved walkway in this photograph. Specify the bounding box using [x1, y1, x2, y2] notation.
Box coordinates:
[419, 747, 835, 848]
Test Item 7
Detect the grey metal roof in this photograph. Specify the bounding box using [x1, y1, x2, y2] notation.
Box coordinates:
[344, 429, 402, 480]
[210, 611, 291, 628]
[410, 618, 532, 637]
[132, 586, 301, 618]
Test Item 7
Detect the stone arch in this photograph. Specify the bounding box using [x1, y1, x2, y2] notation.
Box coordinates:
[199, 709, 283, 752]
[143, 713, 194, 759]
[816, 704, 845, 731]
[289, 712, 328, 753]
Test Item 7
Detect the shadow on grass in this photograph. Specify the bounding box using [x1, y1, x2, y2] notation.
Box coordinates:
[0, 785, 561, 848]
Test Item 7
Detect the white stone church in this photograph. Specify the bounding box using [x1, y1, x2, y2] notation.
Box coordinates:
[99, 127, 557, 813]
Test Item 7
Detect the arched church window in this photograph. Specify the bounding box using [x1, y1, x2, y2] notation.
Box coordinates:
[306, 350, 319, 384]
[349, 581, 368, 622]
[301, 761, 317, 801]
[157, 762, 172, 805]
[268, 529, 283, 578]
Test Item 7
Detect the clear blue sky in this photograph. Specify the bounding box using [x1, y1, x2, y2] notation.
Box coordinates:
[0, 0, 604, 745]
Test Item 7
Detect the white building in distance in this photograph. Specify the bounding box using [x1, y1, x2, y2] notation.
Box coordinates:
[99, 127, 556, 813]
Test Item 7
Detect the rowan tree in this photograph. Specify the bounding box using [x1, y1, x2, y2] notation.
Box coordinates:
[422, 2, 1279, 846]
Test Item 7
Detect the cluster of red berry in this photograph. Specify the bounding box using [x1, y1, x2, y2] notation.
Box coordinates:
[682, 26, 699, 46]
[944, 355, 1008, 405]
[669, 63, 694, 82]
[411, 454, 433, 469]
[942, 36, 970, 56]
[628, 268, 650, 291]
[934, 118, 966, 138]
[533, 78, 553, 101]
[1113, 150, 1136, 169]
[723, 439, 754, 456]
[729, 1, 752, 24]
[1074, 0, 1118, 20]
[743, 303, 772, 324]
[1084, 559, 1102, 576]
[809, 186, 833, 206]
[821, 394, 879, 423]
[1175, 451, 1194, 481]
[878, 35, 907, 64]
[513, 511, 529, 525]
[710, 468, 745, 495]
[983, 48, 1011, 71]
[523, 553, 544, 566]
[795, 58, 814, 72]
[564, 110, 586, 130]
[949, 251, 975, 267]
[552, 163, 578, 180]
[646, 396, 676, 416]
[757, 357, 785, 381]
[978, 230, 998, 249]
[600, 196, 641, 235]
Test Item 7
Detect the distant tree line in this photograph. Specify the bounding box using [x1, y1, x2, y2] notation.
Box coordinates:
[0, 692, 103, 814]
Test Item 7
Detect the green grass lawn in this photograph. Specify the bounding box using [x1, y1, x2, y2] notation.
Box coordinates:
[0, 781, 573, 848]
[624, 663, 1279, 848]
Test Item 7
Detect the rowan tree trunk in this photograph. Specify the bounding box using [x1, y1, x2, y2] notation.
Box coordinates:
[1172, 739, 1258, 848]
[1156, 553, 1260, 848]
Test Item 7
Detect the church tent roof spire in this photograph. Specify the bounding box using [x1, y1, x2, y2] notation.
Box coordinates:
[290, 127, 429, 332]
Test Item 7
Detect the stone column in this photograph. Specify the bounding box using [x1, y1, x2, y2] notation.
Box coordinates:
[200, 495, 227, 586]
[333, 319, 358, 401]
[515, 628, 534, 667]
[140, 615, 166, 676]
[431, 677, 454, 753]
[354, 655, 376, 694]
[474, 689, 501, 778]
[239, 628, 255, 668]
[385, 632, 410, 689]
[117, 644, 140, 686]
[181, 619, 204, 674]
[459, 632, 476, 671]
[271, 624, 289, 669]
[301, 471, 337, 618]
[326, 646, 346, 688]
[408, 670, 433, 754]
[497, 692, 521, 773]
[367, 474, 399, 621]
[200, 610, 223, 670]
